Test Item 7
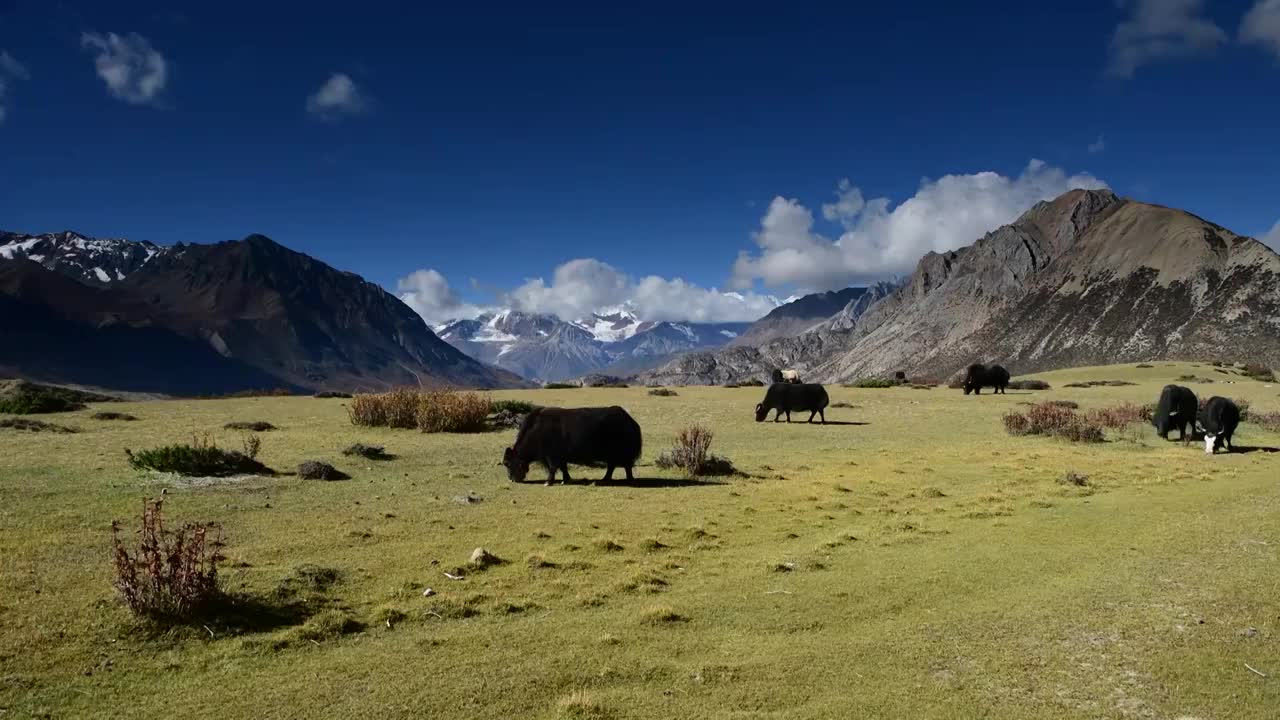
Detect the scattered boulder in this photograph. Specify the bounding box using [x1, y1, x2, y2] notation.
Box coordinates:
[468, 547, 504, 570]
[452, 493, 483, 505]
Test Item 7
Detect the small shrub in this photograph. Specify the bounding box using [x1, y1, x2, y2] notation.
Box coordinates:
[1064, 380, 1137, 388]
[0, 417, 77, 433]
[724, 379, 764, 388]
[653, 424, 737, 477]
[92, 411, 138, 421]
[543, 383, 579, 390]
[1242, 364, 1276, 383]
[1136, 364, 1154, 369]
[558, 690, 610, 719]
[0, 392, 82, 414]
[313, 391, 353, 399]
[342, 443, 391, 460]
[1003, 403, 1104, 443]
[1085, 402, 1148, 429]
[126, 434, 272, 476]
[1007, 379, 1051, 391]
[491, 399, 538, 415]
[1059, 471, 1090, 487]
[648, 388, 678, 397]
[1248, 410, 1280, 432]
[830, 401, 857, 408]
[348, 388, 420, 428]
[640, 605, 687, 624]
[846, 377, 896, 389]
[1046, 400, 1079, 409]
[224, 421, 276, 432]
[592, 538, 624, 553]
[298, 461, 347, 481]
[292, 609, 362, 642]
[110, 498, 223, 621]
[202, 388, 293, 399]
[241, 434, 262, 460]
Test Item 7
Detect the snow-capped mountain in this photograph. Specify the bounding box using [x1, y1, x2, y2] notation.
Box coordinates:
[437, 309, 752, 382]
[0, 231, 163, 285]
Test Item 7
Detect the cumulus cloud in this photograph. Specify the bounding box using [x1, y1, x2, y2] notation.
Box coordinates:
[1107, 0, 1227, 78]
[505, 258, 779, 323]
[1088, 135, 1106, 153]
[730, 159, 1108, 291]
[81, 32, 168, 105]
[306, 73, 368, 120]
[1241, 0, 1280, 58]
[397, 259, 780, 326]
[1261, 220, 1280, 251]
[0, 51, 29, 125]
[397, 269, 487, 326]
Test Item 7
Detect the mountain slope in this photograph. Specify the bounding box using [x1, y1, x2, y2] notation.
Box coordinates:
[728, 287, 870, 346]
[637, 189, 1280, 385]
[0, 232, 526, 392]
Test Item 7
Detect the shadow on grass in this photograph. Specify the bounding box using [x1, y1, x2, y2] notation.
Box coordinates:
[816, 420, 871, 426]
[1227, 445, 1280, 454]
[594, 477, 729, 488]
[126, 591, 317, 640]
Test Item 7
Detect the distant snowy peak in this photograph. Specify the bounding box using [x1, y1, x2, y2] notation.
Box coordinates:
[573, 305, 643, 342]
[0, 230, 163, 286]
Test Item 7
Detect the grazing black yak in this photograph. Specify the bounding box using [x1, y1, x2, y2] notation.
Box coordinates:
[1152, 384, 1197, 443]
[755, 383, 829, 424]
[1199, 396, 1240, 454]
[770, 369, 802, 384]
[501, 406, 642, 485]
[963, 364, 1011, 395]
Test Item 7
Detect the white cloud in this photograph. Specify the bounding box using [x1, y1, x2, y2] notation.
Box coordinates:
[1261, 220, 1280, 251]
[397, 259, 780, 326]
[81, 32, 168, 105]
[306, 73, 368, 120]
[1107, 0, 1227, 78]
[505, 258, 779, 323]
[1088, 135, 1106, 153]
[1241, 0, 1280, 58]
[730, 159, 1108, 291]
[0, 51, 29, 125]
[821, 179, 865, 228]
[397, 269, 487, 326]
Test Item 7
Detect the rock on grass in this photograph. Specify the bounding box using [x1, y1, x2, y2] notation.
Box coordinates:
[298, 461, 349, 481]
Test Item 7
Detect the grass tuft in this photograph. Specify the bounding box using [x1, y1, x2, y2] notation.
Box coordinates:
[224, 421, 276, 431]
[126, 434, 272, 476]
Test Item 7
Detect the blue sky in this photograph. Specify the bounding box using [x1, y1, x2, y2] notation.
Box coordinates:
[1, 0, 1278, 323]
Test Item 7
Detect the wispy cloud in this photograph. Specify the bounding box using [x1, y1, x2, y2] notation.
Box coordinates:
[730, 160, 1108, 291]
[1241, 0, 1280, 59]
[1107, 0, 1227, 78]
[81, 32, 169, 106]
[0, 50, 29, 125]
[1088, 135, 1106, 154]
[306, 73, 369, 120]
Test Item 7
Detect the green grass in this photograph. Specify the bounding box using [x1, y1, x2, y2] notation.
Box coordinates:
[2, 363, 1279, 718]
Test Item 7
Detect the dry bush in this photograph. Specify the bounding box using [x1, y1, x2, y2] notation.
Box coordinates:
[1085, 402, 1149, 429]
[347, 388, 493, 433]
[1008, 379, 1051, 390]
[343, 443, 390, 460]
[111, 498, 223, 621]
[313, 391, 353, 399]
[654, 424, 737, 477]
[1242, 364, 1276, 382]
[0, 417, 78, 433]
[1248, 410, 1280, 432]
[92, 411, 138, 421]
[1003, 402, 1104, 443]
[224, 421, 276, 431]
[298, 461, 348, 481]
[648, 388, 678, 397]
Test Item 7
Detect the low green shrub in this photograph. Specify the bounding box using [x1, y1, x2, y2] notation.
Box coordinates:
[126, 434, 272, 476]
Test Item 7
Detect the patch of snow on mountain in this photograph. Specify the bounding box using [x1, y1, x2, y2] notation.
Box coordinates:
[0, 238, 42, 259]
[93, 267, 110, 282]
[720, 329, 738, 338]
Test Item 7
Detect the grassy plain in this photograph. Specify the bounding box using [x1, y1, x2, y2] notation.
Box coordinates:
[1, 362, 1278, 719]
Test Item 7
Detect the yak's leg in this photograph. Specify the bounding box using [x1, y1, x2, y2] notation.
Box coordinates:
[559, 464, 572, 484]
[544, 460, 557, 486]
[819, 408, 826, 424]
[625, 465, 634, 481]
[774, 408, 783, 422]
[785, 409, 792, 423]
[600, 464, 615, 484]
[807, 409, 817, 423]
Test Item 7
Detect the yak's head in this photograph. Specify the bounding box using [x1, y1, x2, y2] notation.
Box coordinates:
[754, 402, 767, 422]
[1203, 433, 1219, 455]
[501, 447, 529, 482]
